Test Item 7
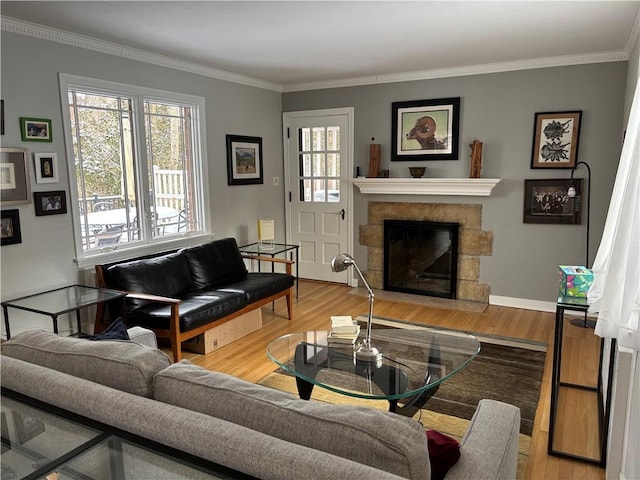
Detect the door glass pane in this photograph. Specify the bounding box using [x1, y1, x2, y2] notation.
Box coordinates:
[301, 178, 312, 202]
[327, 179, 340, 202]
[299, 154, 311, 176]
[300, 128, 311, 152]
[312, 127, 325, 151]
[327, 126, 340, 150]
[312, 179, 327, 202]
[312, 154, 325, 176]
[327, 153, 339, 177]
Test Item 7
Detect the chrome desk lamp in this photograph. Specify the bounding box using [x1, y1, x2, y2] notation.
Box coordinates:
[331, 253, 383, 365]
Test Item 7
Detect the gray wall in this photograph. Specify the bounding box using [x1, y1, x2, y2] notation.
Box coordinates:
[283, 62, 627, 302]
[1, 32, 284, 335]
[0, 30, 629, 338]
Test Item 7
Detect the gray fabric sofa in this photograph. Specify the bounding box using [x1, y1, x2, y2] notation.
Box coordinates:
[1, 330, 521, 480]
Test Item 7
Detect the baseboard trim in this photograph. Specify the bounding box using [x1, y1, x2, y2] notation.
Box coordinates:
[490, 295, 598, 318]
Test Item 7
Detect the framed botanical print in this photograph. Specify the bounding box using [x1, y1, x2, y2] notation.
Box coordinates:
[531, 111, 582, 168]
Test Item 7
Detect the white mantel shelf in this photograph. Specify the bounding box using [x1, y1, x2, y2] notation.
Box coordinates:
[351, 178, 502, 196]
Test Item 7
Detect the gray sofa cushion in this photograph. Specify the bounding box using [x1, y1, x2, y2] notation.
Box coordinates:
[154, 361, 431, 480]
[1, 330, 170, 397]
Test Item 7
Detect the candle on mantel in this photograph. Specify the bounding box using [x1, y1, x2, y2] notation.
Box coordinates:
[367, 137, 380, 178]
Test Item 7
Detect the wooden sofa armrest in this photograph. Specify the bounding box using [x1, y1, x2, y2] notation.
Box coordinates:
[125, 292, 183, 304]
[242, 254, 294, 276]
[241, 254, 294, 265]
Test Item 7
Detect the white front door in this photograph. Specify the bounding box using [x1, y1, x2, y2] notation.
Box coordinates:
[283, 108, 353, 283]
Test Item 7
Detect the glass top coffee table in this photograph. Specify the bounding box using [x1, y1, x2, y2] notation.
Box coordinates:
[267, 326, 480, 416]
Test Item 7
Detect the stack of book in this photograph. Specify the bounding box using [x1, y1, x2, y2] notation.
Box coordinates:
[328, 315, 360, 346]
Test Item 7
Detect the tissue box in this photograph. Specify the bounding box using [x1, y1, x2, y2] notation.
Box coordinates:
[558, 265, 594, 297]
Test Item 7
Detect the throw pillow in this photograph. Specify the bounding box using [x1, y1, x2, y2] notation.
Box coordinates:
[79, 318, 130, 341]
[426, 429, 461, 480]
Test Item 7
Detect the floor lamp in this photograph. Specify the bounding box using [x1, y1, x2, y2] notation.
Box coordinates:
[567, 161, 595, 328]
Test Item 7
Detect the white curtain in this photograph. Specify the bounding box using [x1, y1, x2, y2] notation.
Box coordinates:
[588, 83, 640, 351]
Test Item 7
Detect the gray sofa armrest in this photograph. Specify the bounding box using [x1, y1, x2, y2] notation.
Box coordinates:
[127, 326, 158, 348]
[445, 399, 520, 480]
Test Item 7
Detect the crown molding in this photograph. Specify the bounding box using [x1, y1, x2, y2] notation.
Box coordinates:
[1, 17, 283, 93]
[2, 16, 632, 95]
[283, 51, 629, 92]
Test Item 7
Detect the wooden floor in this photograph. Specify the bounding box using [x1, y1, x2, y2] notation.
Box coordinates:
[175, 279, 606, 480]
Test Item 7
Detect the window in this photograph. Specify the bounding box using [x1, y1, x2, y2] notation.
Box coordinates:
[59, 74, 209, 264]
[298, 126, 341, 203]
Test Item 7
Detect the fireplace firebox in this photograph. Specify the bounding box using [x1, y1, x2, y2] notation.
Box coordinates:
[384, 220, 459, 299]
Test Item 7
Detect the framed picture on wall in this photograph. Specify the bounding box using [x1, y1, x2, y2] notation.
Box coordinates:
[1, 147, 31, 205]
[530, 111, 582, 169]
[523, 178, 582, 224]
[33, 153, 59, 183]
[34, 190, 67, 216]
[1, 209, 22, 246]
[226, 134, 264, 185]
[391, 97, 460, 161]
[20, 117, 52, 142]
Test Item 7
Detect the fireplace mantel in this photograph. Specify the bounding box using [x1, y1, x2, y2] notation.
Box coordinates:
[351, 178, 501, 196]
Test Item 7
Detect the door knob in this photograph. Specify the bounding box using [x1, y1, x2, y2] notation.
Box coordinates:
[340, 209, 345, 220]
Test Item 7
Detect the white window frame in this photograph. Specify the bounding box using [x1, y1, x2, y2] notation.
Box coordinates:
[59, 73, 212, 268]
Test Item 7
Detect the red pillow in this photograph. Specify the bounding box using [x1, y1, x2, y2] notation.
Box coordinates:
[426, 430, 461, 480]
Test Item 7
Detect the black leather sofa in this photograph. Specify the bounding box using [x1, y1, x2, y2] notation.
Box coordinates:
[95, 238, 294, 362]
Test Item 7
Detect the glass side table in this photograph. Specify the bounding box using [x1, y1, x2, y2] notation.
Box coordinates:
[548, 293, 615, 465]
[239, 242, 299, 298]
[267, 325, 480, 416]
[2, 284, 126, 339]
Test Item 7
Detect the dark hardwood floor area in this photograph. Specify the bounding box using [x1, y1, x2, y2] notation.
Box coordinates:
[169, 279, 606, 480]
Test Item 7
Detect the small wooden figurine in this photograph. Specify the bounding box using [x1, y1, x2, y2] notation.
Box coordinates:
[469, 139, 483, 178]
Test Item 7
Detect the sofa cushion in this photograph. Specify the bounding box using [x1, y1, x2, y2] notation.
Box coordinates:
[220, 272, 294, 303]
[181, 238, 248, 289]
[107, 252, 195, 309]
[128, 290, 247, 332]
[1, 330, 170, 397]
[154, 361, 431, 480]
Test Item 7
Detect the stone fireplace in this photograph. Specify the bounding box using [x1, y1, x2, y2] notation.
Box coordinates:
[359, 201, 493, 303]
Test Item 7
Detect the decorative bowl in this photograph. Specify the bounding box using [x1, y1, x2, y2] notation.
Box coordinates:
[408, 167, 426, 178]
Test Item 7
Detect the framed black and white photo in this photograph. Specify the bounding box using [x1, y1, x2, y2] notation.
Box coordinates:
[20, 117, 52, 142]
[34, 190, 67, 216]
[226, 134, 263, 185]
[531, 111, 582, 168]
[1, 147, 31, 205]
[523, 178, 582, 224]
[1, 209, 22, 246]
[34, 153, 59, 184]
[391, 97, 460, 161]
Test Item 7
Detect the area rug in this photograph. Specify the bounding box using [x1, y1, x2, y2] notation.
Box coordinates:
[258, 316, 546, 480]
